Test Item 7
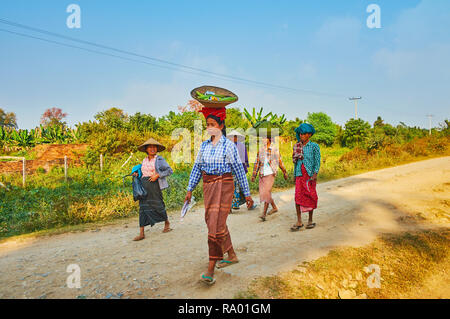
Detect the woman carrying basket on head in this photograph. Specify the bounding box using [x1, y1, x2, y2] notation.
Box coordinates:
[185, 106, 254, 285]
[132, 138, 173, 241]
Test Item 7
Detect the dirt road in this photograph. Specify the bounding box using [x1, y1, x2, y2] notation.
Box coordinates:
[1, 157, 449, 299]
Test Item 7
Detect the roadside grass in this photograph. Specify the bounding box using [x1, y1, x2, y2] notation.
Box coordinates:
[236, 228, 450, 299]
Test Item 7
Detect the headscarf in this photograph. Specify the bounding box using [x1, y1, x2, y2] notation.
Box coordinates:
[199, 107, 227, 137]
[199, 107, 226, 121]
[294, 123, 316, 142]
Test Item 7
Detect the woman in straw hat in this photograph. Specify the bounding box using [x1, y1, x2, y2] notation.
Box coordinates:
[132, 138, 173, 241]
[290, 123, 321, 232]
[185, 106, 254, 285]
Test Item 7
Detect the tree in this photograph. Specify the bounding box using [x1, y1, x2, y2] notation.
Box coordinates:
[0, 108, 18, 128]
[306, 112, 337, 146]
[94, 107, 127, 129]
[178, 100, 203, 113]
[439, 119, 450, 136]
[157, 110, 203, 135]
[281, 118, 303, 139]
[41, 108, 67, 127]
[342, 118, 371, 147]
[373, 116, 384, 128]
[127, 112, 158, 132]
[226, 107, 250, 130]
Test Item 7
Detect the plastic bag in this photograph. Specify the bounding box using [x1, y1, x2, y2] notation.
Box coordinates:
[132, 176, 147, 201]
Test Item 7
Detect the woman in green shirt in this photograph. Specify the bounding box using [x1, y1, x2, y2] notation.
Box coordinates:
[291, 123, 321, 231]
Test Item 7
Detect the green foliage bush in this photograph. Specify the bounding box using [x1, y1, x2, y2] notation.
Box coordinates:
[342, 118, 371, 148]
[307, 112, 337, 146]
[2, 104, 450, 239]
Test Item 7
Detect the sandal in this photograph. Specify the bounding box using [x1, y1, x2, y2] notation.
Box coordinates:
[306, 223, 316, 229]
[259, 215, 266, 222]
[290, 224, 304, 232]
[200, 273, 216, 285]
[216, 259, 239, 269]
[162, 228, 173, 233]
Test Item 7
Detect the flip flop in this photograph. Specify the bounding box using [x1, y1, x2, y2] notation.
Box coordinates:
[216, 259, 239, 269]
[290, 224, 304, 232]
[259, 215, 266, 222]
[200, 273, 216, 285]
[162, 228, 173, 233]
[306, 223, 316, 229]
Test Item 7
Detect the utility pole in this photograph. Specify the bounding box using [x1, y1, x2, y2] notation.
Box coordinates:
[426, 114, 433, 135]
[349, 97, 362, 119]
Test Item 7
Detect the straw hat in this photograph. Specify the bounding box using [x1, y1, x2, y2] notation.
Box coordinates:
[138, 138, 166, 153]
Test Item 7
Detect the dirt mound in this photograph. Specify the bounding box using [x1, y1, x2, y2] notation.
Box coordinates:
[0, 144, 89, 174]
[34, 144, 89, 162]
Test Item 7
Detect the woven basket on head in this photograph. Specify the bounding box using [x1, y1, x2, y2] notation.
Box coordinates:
[190, 85, 238, 108]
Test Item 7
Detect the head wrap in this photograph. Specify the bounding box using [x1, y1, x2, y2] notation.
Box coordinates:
[199, 107, 226, 121]
[295, 123, 316, 142]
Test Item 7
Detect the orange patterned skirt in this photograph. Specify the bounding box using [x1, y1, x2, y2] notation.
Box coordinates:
[202, 172, 235, 261]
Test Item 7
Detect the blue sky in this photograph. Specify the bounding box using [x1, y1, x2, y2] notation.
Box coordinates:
[1, 0, 449, 129]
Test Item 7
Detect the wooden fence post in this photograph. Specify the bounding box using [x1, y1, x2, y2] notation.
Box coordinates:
[22, 157, 26, 188]
[64, 156, 68, 182]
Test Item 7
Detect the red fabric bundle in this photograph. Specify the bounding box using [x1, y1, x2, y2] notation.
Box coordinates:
[199, 107, 227, 121]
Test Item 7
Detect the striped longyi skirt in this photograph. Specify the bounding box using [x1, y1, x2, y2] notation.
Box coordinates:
[202, 172, 235, 261]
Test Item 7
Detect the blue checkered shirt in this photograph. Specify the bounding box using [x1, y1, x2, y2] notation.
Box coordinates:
[294, 141, 321, 177]
[187, 135, 250, 197]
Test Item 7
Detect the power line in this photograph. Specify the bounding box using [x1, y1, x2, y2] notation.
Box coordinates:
[0, 28, 290, 90]
[0, 17, 346, 98]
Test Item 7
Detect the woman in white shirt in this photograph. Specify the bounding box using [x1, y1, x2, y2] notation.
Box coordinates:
[251, 137, 288, 221]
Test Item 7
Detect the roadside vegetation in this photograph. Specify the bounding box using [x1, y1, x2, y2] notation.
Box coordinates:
[1, 105, 449, 239]
[236, 228, 450, 299]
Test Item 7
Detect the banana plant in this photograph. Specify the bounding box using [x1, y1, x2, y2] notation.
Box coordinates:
[41, 125, 68, 143]
[0, 126, 10, 142]
[243, 107, 286, 137]
[69, 125, 85, 142]
[243, 107, 272, 128]
[10, 129, 35, 147]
